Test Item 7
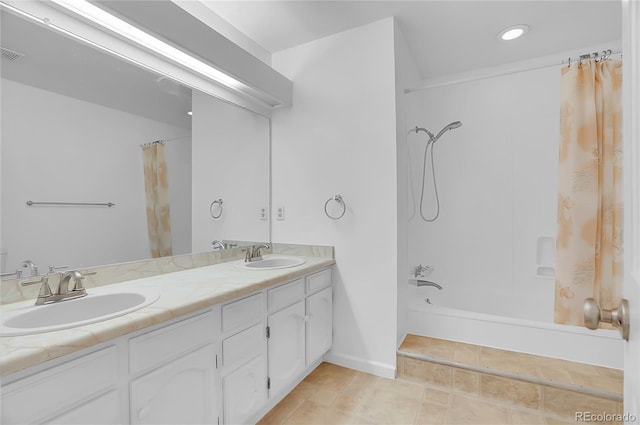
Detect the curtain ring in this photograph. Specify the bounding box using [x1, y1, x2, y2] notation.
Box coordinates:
[324, 194, 346, 220]
[210, 199, 223, 219]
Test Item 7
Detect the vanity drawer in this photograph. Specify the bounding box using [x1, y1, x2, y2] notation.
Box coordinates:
[129, 311, 214, 375]
[2, 346, 118, 424]
[222, 293, 263, 334]
[306, 269, 332, 294]
[268, 279, 304, 312]
[222, 323, 263, 369]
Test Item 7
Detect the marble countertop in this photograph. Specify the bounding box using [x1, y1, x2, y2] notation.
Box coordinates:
[0, 255, 335, 377]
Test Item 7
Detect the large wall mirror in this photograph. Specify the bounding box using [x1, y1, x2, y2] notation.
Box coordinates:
[0, 7, 270, 278]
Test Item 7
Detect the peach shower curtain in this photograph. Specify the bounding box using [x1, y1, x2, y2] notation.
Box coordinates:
[142, 141, 173, 258]
[554, 59, 623, 327]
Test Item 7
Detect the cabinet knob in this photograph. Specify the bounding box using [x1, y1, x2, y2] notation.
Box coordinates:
[138, 406, 151, 420]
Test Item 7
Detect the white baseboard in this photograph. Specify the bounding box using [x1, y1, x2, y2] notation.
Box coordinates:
[323, 350, 396, 379]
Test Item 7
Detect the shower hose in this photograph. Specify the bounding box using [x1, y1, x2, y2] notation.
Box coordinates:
[419, 140, 440, 222]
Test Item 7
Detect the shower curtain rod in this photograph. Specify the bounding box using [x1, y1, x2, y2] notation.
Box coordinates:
[140, 135, 190, 147]
[406, 49, 622, 93]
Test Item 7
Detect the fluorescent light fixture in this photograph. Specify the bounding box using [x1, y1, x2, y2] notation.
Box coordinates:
[498, 24, 529, 41]
[51, 0, 246, 90]
[0, 1, 46, 24]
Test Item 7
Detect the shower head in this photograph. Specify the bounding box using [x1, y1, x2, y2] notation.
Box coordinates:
[432, 121, 462, 142]
[413, 121, 462, 144]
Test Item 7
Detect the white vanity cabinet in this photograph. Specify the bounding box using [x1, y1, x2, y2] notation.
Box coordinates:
[267, 299, 306, 395]
[1, 266, 333, 425]
[1, 346, 124, 425]
[266, 269, 333, 399]
[130, 344, 217, 424]
[128, 311, 219, 425]
[220, 294, 267, 425]
[306, 286, 333, 366]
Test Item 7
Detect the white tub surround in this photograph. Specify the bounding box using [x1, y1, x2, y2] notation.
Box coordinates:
[408, 296, 623, 369]
[0, 247, 334, 377]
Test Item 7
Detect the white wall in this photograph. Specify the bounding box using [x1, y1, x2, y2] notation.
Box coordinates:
[191, 92, 270, 253]
[393, 22, 422, 348]
[405, 65, 561, 322]
[271, 18, 400, 377]
[0, 79, 191, 273]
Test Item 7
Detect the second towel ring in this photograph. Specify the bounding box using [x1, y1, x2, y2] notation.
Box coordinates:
[210, 198, 223, 219]
[324, 194, 346, 220]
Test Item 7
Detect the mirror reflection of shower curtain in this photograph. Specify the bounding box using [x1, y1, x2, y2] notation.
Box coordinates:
[554, 59, 623, 327]
[142, 141, 173, 258]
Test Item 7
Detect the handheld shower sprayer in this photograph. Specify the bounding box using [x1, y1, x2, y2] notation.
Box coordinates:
[413, 121, 462, 222]
[415, 121, 461, 144]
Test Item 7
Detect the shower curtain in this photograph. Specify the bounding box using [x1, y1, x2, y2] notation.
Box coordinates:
[142, 141, 173, 258]
[554, 59, 623, 327]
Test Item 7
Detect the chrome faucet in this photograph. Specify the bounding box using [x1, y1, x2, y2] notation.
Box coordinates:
[252, 244, 269, 261]
[242, 244, 270, 262]
[416, 280, 443, 290]
[58, 271, 85, 295]
[211, 240, 225, 251]
[20, 260, 39, 278]
[34, 271, 88, 305]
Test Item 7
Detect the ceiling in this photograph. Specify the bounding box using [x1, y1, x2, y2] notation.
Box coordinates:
[200, 0, 622, 80]
[0, 10, 192, 129]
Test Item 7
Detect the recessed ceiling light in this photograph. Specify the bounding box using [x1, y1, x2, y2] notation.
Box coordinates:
[498, 25, 529, 41]
[187, 111, 193, 116]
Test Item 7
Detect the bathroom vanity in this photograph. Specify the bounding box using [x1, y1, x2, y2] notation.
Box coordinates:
[0, 256, 334, 425]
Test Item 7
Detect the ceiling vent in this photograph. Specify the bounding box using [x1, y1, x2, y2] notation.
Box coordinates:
[1, 47, 25, 62]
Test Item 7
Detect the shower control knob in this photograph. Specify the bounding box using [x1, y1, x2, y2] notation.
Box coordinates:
[583, 297, 630, 341]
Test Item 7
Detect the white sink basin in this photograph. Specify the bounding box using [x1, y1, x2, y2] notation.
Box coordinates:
[235, 255, 306, 270]
[0, 287, 160, 336]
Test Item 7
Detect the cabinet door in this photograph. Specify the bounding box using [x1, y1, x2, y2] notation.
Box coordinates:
[306, 287, 333, 366]
[222, 355, 266, 424]
[267, 301, 305, 396]
[44, 391, 122, 425]
[1, 347, 119, 425]
[130, 344, 217, 425]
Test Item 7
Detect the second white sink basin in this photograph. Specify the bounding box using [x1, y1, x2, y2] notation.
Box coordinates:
[0, 287, 160, 336]
[235, 255, 306, 270]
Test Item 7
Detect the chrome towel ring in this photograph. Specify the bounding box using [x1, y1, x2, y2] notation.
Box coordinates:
[324, 194, 346, 220]
[210, 198, 223, 219]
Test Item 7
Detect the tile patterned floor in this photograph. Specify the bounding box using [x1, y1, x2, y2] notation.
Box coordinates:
[398, 335, 623, 396]
[258, 335, 625, 425]
[258, 362, 623, 425]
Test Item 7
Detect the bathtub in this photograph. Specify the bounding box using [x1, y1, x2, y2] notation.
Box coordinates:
[406, 284, 624, 369]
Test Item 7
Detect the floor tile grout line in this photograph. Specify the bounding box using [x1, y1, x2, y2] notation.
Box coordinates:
[397, 350, 622, 402]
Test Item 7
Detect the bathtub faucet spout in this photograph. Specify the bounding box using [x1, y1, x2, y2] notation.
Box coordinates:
[417, 280, 443, 290]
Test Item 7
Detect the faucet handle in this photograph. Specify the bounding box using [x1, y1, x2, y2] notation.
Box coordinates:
[38, 276, 53, 298]
[48, 264, 69, 273]
[34, 275, 54, 305]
